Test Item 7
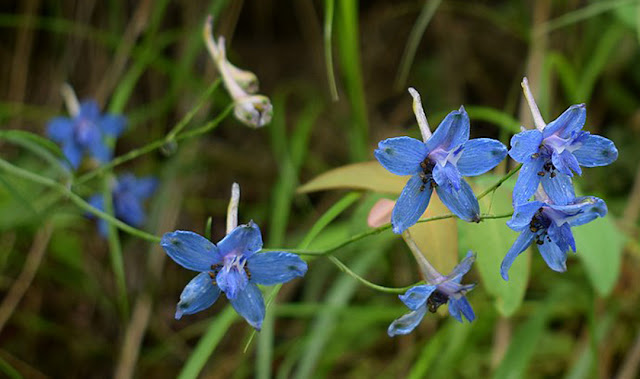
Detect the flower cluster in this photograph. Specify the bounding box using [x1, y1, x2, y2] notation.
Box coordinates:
[500, 79, 617, 279]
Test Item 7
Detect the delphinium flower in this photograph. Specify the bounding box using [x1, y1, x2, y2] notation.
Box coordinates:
[509, 78, 618, 205]
[88, 173, 158, 237]
[388, 234, 475, 337]
[500, 193, 607, 280]
[161, 183, 307, 330]
[375, 88, 507, 233]
[47, 98, 125, 169]
[203, 16, 273, 128]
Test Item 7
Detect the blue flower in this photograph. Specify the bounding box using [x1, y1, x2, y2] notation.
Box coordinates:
[501, 196, 607, 280]
[375, 88, 507, 233]
[510, 103, 618, 206]
[88, 173, 157, 236]
[388, 251, 476, 337]
[47, 100, 126, 169]
[161, 222, 308, 330]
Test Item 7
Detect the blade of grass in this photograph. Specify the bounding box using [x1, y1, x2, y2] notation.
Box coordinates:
[539, 0, 635, 34]
[394, 0, 442, 91]
[336, 0, 369, 161]
[177, 306, 237, 379]
[323, 0, 339, 101]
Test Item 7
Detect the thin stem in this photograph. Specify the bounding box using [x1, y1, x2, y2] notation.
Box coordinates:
[327, 255, 418, 294]
[103, 176, 129, 319]
[323, 0, 339, 101]
[0, 157, 161, 243]
[476, 163, 523, 200]
[165, 79, 221, 141]
[73, 102, 233, 186]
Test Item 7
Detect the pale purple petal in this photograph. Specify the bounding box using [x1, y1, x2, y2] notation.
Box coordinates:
[508, 129, 543, 163]
[457, 138, 507, 176]
[161, 231, 220, 271]
[175, 272, 221, 319]
[374, 137, 427, 176]
[228, 282, 265, 330]
[391, 174, 433, 234]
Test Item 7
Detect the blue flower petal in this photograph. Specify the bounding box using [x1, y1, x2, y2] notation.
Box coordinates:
[247, 252, 308, 285]
[537, 238, 567, 273]
[540, 171, 575, 206]
[216, 265, 249, 300]
[217, 221, 263, 258]
[543, 104, 586, 139]
[551, 150, 581, 177]
[572, 134, 618, 167]
[551, 196, 607, 227]
[447, 251, 476, 282]
[161, 231, 221, 272]
[448, 297, 475, 323]
[391, 174, 433, 234]
[425, 107, 470, 152]
[114, 192, 145, 226]
[131, 177, 158, 199]
[399, 285, 436, 311]
[508, 129, 543, 163]
[100, 114, 126, 137]
[507, 201, 544, 231]
[46, 117, 74, 142]
[512, 158, 544, 205]
[547, 223, 575, 252]
[78, 100, 101, 121]
[228, 282, 265, 330]
[457, 138, 507, 176]
[387, 306, 428, 337]
[374, 137, 427, 176]
[62, 141, 83, 169]
[88, 137, 112, 163]
[435, 179, 480, 222]
[433, 161, 462, 191]
[501, 229, 535, 281]
[175, 272, 221, 319]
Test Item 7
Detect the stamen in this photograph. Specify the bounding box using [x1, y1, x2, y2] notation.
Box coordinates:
[408, 87, 432, 142]
[521, 77, 546, 131]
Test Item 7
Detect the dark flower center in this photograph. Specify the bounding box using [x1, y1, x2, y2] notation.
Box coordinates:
[427, 290, 449, 313]
[419, 158, 436, 192]
[529, 208, 552, 245]
[207, 263, 252, 285]
[537, 160, 557, 178]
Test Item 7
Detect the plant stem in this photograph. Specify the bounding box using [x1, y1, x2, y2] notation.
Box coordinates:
[476, 163, 523, 200]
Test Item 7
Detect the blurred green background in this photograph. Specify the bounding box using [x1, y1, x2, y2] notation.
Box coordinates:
[1, 0, 640, 378]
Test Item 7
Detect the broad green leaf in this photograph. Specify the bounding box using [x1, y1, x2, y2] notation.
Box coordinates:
[460, 175, 529, 317]
[297, 161, 407, 194]
[573, 216, 625, 297]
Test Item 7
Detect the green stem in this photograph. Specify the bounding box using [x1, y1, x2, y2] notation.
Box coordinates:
[0, 157, 161, 243]
[327, 256, 418, 294]
[73, 100, 232, 187]
[165, 79, 220, 141]
[323, 0, 339, 101]
[103, 176, 129, 318]
[476, 163, 522, 200]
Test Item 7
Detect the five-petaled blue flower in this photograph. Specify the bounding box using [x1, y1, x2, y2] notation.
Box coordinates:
[161, 222, 308, 330]
[509, 104, 618, 206]
[501, 196, 607, 280]
[47, 100, 126, 169]
[88, 173, 157, 237]
[375, 89, 507, 233]
[388, 251, 476, 337]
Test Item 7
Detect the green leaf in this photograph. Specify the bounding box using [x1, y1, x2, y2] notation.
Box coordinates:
[297, 161, 407, 194]
[573, 216, 625, 297]
[460, 175, 529, 317]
